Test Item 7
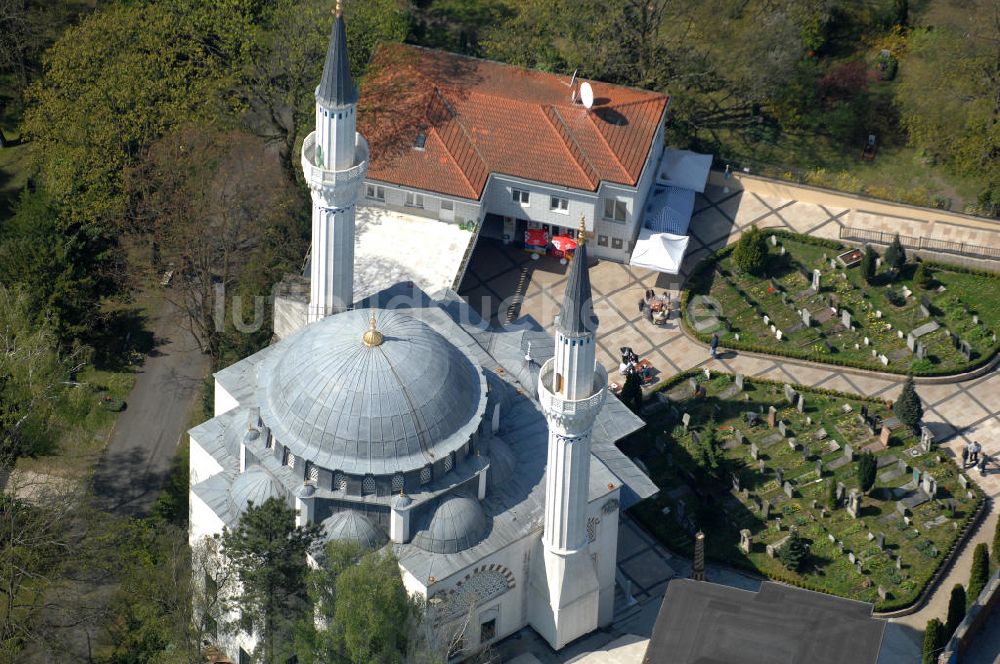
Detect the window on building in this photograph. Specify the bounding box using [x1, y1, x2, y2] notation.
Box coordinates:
[512, 189, 530, 206]
[391, 473, 404, 493]
[441, 199, 454, 211]
[414, 131, 427, 150]
[420, 465, 432, 485]
[597, 235, 609, 247]
[405, 192, 424, 209]
[480, 618, 497, 643]
[603, 198, 628, 222]
[550, 196, 569, 213]
[334, 472, 347, 491]
[366, 184, 385, 201]
[306, 462, 319, 483]
[362, 474, 376, 495]
[611, 237, 624, 250]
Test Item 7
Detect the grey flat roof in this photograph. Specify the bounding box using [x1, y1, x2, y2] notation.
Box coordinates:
[644, 580, 886, 664]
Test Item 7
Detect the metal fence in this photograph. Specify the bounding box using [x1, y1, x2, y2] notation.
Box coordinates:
[839, 226, 1000, 262]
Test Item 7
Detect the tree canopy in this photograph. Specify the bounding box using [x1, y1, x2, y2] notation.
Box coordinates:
[893, 376, 923, 432]
[733, 225, 768, 275]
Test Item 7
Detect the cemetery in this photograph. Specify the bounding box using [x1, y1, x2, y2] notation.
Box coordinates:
[624, 370, 984, 611]
[683, 230, 1000, 375]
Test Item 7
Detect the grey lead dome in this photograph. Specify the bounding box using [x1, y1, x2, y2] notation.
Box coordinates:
[257, 309, 487, 477]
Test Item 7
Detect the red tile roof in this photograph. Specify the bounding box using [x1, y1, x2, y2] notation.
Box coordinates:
[358, 44, 669, 200]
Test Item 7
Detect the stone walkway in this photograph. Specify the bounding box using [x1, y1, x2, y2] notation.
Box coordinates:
[460, 179, 1000, 661]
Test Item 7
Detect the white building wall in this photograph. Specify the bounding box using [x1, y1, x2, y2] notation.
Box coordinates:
[480, 175, 598, 232]
[189, 496, 226, 545]
[587, 490, 621, 628]
[214, 380, 239, 417]
[363, 180, 483, 225]
[189, 434, 224, 487]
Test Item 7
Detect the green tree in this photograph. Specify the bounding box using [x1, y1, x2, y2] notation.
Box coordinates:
[922, 618, 945, 664]
[862, 245, 877, 284]
[620, 370, 643, 413]
[778, 530, 808, 572]
[0, 189, 120, 345]
[914, 262, 932, 289]
[826, 479, 838, 510]
[733, 225, 768, 276]
[946, 584, 966, 634]
[696, 420, 720, 474]
[893, 376, 924, 433]
[884, 234, 906, 270]
[967, 542, 990, 606]
[993, 513, 1000, 565]
[221, 497, 321, 664]
[857, 451, 877, 494]
[22, 1, 245, 229]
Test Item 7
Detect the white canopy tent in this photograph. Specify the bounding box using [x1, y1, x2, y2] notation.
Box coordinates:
[629, 228, 690, 275]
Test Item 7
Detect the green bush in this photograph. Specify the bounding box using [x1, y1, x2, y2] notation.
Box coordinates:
[993, 513, 1000, 563]
[858, 451, 877, 493]
[778, 530, 808, 572]
[914, 262, 932, 289]
[946, 584, 966, 634]
[922, 618, 945, 664]
[968, 543, 990, 605]
[862, 244, 877, 283]
[733, 225, 768, 275]
[885, 234, 906, 269]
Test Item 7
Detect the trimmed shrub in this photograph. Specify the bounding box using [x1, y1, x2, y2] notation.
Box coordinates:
[862, 244, 877, 284]
[857, 451, 877, 493]
[885, 234, 906, 269]
[946, 584, 966, 634]
[914, 262, 932, 289]
[778, 530, 808, 572]
[733, 225, 768, 275]
[922, 618, 945, 664]
[968, 543, 989, 605]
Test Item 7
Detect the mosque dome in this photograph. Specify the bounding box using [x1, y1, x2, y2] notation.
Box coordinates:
[257, 309, 487, 477]
[228, 467, 285, 516]
[321, 510, 387, 550]
[412, 492, 489, 554]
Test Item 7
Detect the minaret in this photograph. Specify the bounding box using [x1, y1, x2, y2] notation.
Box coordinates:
[302, 0, 368, 322]
[530, 219, 607, 649]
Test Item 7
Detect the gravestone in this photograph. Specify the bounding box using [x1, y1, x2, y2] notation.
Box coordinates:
[750, 442, 759, 460]
[758, 459, 766, 473]
[731, 472, 741, 493]
[815, 459, 823, 477]
[770, 234, 777, 246]
[797, 394, 805, 413]
[814, 428, 828, 441]
[896, 556, 902, 571]
[844, 444, 854, 462]
[805, 415, 812, 426]
[801, 308, 812, 327]
[959, 340, 972, 361]
[864, 337, 870, 346]
[739, 529, 752, 554]
[778, 421, 787, 437]
[783, 481, 794, 498]
[776, 329, 783, 341]
[689, 377, 698, 393]
[906, 333, 916, 352]
[847, 490, 861, 518]
[746, 411, 760, 427]
[812, 269, 821, 291]
[920, 426, 933, 454]
[735, 373, 744, 391]
[775, 468, 784, 486]
[879, 425, 891, 449]
[841, 309, 851, 328]
[878, 586, 888, 601]
[691, 430, 701, 445]
[958, 474, 968, 490]
[848, 552, 856, 564]
[703, 366, 711, 380]
[766, 536, 789, 558]
[682, 412, 691, 430]
[916, 343, 926, 360]
[919, 296, 931, 318]
[734, 429, 745, 445]
[768, 406, 777, 428]
[763, 314, 770, 326]
[922, 473, 937, 498]
[784, 384, 797, 403]
[879, 354, 889, 366]
[761, 501, 771, 519]
[780, 245, 786, 256]
[973, 314, 978, 325]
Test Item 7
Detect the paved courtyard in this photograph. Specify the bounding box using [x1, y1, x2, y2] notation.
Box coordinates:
[460, 179, 1000, 662]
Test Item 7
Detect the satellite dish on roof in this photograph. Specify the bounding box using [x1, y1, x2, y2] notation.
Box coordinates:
[580, 81, 594, 109]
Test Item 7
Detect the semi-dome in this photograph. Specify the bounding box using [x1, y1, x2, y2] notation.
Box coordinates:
[321, 510, 387, 550]
[412, 493, 489, 554]
[486, 438, 516, 491]
[257, 309, 487, 477]
[228, 467, 284, 516]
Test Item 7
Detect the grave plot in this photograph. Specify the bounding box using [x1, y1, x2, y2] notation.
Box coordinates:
[683, 230, 1000, 375]
[622, 370, 983, 611]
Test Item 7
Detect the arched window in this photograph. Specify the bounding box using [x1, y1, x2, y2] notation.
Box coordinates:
[362, 475, 376, 495]
[420, 465, 432, 485]
[391, 473, 404, 493]
[334, 472, 347, 491]
[306, 462, 319, 483]
[444, 452, 455, 473]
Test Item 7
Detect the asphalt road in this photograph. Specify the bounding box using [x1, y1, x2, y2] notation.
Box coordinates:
[91, 297, 210, 517]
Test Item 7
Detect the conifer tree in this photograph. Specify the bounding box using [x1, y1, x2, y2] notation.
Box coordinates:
[733, 225, 768, 275]
[857, 451, 877, 494]
[946, 584, 966, 634]
[922, 618, 945, 664]
[967, 543, 990, 606]
[885, 234, 906, 269]
[778, 530, 808, 572]
[862, 245, 877, 284]
[894, 375, 924, 433]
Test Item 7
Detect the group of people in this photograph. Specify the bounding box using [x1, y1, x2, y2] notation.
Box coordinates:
[638, 289, 671, 324]
[962, 440, 989, 475]
[619, 346, 652, 381]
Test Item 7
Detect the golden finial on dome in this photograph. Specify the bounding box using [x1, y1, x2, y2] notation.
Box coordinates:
[577, 216, 587, 245]
[335, 0, 343, 16]
[362, 310, 384, 347]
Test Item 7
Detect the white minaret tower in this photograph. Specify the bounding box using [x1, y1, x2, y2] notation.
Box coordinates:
[302, 0, 368, 322]
[530, 220, 608, 649]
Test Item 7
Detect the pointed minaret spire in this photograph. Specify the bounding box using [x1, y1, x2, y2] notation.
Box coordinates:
[317, 1, 358, 108]
[556, 216, 598, 337]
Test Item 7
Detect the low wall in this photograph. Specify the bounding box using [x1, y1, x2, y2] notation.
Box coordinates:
[939, 566, 1000, 663]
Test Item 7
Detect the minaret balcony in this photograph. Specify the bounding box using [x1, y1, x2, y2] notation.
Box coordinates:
[301, 131, 369, 190]
[537, 358, 607, 420]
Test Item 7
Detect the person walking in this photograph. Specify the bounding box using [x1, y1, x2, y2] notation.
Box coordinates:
[710, 333, 719, 359]
[962, 445, 970, 468]
[971, 441, 982, 465]
[979, 454, 988, 476]
[638, 299, 646, 315]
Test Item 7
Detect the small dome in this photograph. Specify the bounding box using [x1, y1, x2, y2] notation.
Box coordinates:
[391, 493, 413, 509]
[486, 438, 516, 491]
[244, 427, 260, 442]
[321, 510, 387, 550]
[297, 483, 316, 499]
[412, 493, 488, 554]
[228, 467, 284, 516]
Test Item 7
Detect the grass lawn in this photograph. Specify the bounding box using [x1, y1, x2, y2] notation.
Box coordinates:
[684, 231, 1000, 375]
[622, 371, 983, 611]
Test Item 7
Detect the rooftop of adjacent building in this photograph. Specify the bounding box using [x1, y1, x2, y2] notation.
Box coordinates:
[357, 43, 669, 200]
